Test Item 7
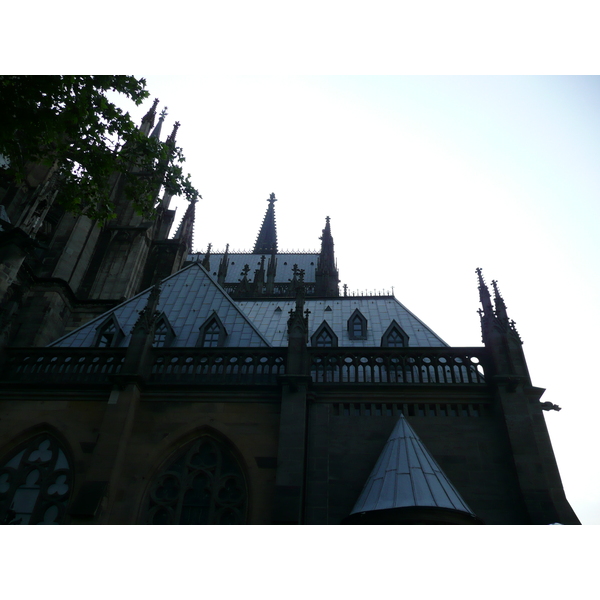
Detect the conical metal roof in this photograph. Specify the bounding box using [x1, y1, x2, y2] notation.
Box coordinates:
[350, 414, 475, 517]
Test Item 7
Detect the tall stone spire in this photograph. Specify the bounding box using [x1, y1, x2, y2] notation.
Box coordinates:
[315, 216, 339, 297]
[217, 243, 230, 285]
[150, 107, 167, 141]
[253, 193, 278, 254]
[172, 200, 195, 248]
[165, 121, 180, 150]
[140, 98, 159, 136]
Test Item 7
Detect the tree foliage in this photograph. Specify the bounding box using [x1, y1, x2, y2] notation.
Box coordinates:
[0, 75, 199, 222]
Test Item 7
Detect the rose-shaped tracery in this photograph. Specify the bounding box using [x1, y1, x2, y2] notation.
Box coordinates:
[0, 435, 72, 525]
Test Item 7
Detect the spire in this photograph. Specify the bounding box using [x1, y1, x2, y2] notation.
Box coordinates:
[344, 415, 482, 525]
[491, 278, 521, 342]
[150, 106, 167, 140]
[166, 121, 180, 150]
[476, 267, 493, 316]
[217, 243, 230, 285]
[491, 279, 508, 322]
[140, 98, 159, 136]
[172, 200, 195, 248]
[201, 243, 212, 271]
[315, 216, 339, 297]
[253, 193, 278, 254]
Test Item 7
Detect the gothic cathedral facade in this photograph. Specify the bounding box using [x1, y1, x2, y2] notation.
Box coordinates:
[0, 101, 579, 524]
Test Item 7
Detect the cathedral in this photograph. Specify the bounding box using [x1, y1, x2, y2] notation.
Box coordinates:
[0, 100, 580, 525]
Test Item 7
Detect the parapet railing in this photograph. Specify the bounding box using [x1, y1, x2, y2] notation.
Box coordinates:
[2, 348, 126, 384]
[1, 346, 488, 387]
[149, 348, 286, 385]
[309, 347, 488, 384]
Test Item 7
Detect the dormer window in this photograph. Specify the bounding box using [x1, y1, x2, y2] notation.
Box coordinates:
[98, 322, 116, 347]
[198, 313, 227, 348]
[381, 320, 409, 347]
[94, 315, 124, 348]
[153, 314, 175, 348]
[203, 321, 221, 347]
[386, 329, 404, 347]
[348, 309, 367, 340]
[311, 321, 338, 347]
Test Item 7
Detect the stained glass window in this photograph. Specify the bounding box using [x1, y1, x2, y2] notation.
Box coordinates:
[0, 435, 72, 525]
[145, 436, 247, 525]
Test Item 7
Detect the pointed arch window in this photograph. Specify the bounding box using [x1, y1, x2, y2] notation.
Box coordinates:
[0, 434, 72, 525]
[198, 313, 227, 348]
[144, 434, 247, 525]
[381, 320, 409, 347]
[311, 321, 338, 347]
[153, 314, 175, 348]
[348, 309, 367, 340]
[94, 315, 124, 348]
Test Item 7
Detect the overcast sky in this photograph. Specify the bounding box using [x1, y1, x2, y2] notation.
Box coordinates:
[110, 75, 600, 524]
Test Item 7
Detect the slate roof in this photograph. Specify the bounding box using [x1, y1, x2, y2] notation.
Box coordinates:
[237, 297, 448, 347]
[187, 252, 320, 284]
[350, 414, 475, 517]
[50, 263, 270, 348]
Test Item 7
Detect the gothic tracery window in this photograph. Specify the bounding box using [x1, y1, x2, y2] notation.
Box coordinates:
[316, 329, 333, 347]
[198, 314, 227, 348]
[144, 435, 247, 525]
[386, 329, 404, 347]
[348, 309, 367, 340]
[311, 321, 338, 347]
[203, 321, 221, 347]
[153, 316, 175, 348]
[94, 315, 124, 348]
[98, 322, 117, 347]
[381, 320, 409, 348]
[0, 435, 72, 525]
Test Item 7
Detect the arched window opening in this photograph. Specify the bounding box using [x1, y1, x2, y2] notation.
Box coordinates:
[381, 320, 409, 348]
[198, 313, 227, 348]
[144, 435, 247, 525]
[154, 321, 169, 347]
[348, 309, 367, 340]
[98, 322, 116, 347]
[311, 321, 338, 347]
[316, 329, 333, 347]
[203, 321, 221, 347]
[0, 434, 72, 525]
[94, 315, 124, 348]
[387, 329, 404, 347]
[153, 315, 175, 348]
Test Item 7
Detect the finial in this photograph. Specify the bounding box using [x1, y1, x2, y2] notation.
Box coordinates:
[268, 192, 277, 205]
[160, 106, 168, 119]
